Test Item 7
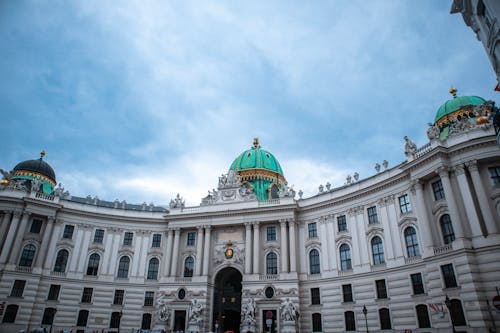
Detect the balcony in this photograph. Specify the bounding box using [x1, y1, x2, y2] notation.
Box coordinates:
[259, 274, 279, 281]
[433, 244, 453, 255]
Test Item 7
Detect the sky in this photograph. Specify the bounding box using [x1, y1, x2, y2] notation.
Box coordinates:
[0, 1, 498, 207]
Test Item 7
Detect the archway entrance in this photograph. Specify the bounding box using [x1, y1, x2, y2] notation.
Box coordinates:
[213, 267, 242, 333]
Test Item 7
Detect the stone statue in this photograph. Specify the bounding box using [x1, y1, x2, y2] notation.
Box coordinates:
[241, 298, 256, 327]
[188, 298, 203, 326]
[169, 193, 185, 209]
[31, 178, 42, 193]
[404, 136, 417, 157]
[426, 123, 440, 140]
[280, 298, 298, 322]
[318, 184, 324, 193]
[375, 163, 381, 173]
[353, 172, 359, 181]
[0, 169, 12, 181]
[346, 175, 352, 184]
[156, 294, 171, 322]
[298, 190, 303, 199]
[382, 160, 388, 169]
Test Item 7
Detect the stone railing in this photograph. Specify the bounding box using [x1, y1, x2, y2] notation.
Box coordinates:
[404, 256, 422, 265]
[174, 277, 193, 283]
[433, 244, 453, 255]
[16, 266, 33, 273]
[258, 199, 280, 207]
[414, 142, 433, 158]
[35, 192, 56, 201]
[259, 274, 280, 281]
[50, 271, 66, 277]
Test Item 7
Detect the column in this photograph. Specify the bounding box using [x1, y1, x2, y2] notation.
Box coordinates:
[202, 225, 211, 276]
[412, 181, 434, 255]
[438, 167, 465, 238]
[348, 209, 361, 267]
[355, 211, 369, 266]
[387, 199, 404, 259]
[319, 218, 330, 271]
[0, 211, 12, 247]
[0, 212, 20, 264]
[76, 226, 92, 273]
[35, 217, 55, 268]
[280, 220, 289, 273]
[138, 232, 149, 278]
[252, 222, 260, 274]
[106, 231, 121, 275]
[466, 160, 498, 234]
[132, 233, 143, 276]
[244, 223, 252, 274]
[170, 228, 181, 276]
[325, 218, 337, 271]
[43, 220, 62, 270]
[69, 226, 85, 272]
[378, 199, 395, 260]
[288, 220, 297, 272]
[163, 229, 174, 276]
[195, 226, 204, 276]
[8, 212, 31, 264]
[101, 229, 115, 275]
[455, 164, 483, 237]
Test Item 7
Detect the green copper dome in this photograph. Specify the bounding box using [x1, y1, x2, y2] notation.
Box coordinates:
[435, 94, 485, 123]
[230, 141, 284, 175]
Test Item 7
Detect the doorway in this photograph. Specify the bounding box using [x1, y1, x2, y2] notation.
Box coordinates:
[261, 310, 277, 333]
[174, 310, 186, 332]
[213, 267, 243, 333]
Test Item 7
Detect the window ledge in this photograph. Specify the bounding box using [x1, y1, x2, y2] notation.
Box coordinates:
[7, 295, 23, 299]
[341, 301, 355, 305]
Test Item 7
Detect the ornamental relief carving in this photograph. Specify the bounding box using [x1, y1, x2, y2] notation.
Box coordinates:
[335, 234, 352, 244]
[397, 216, 417, 227]
[377, 195, 395, 207]
[213, 243, 243, 266]
[347, 206, 363, 216]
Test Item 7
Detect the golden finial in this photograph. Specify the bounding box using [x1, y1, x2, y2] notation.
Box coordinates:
[40, 150, 46, 159]
[449, 86, 457, 98]
[253, 137, 259, 148]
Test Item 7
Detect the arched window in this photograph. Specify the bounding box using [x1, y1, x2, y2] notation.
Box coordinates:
[269, 184, 279, 199]
[371, 236, 385, 265]
[312, 313, 322, 332]
[19, 244, 36, 267]
[2, 304, 19, 323]
[450, 299, 466, 326]
[266, 252, 278, 275]
[184, 256, 194, 277]
[54, 249, 69, 272]
[141, 313, 152, 330]
[340, 244, 352, 270]
[440, 214, 455, 244]
[309, 249, 320, 275]
[344, 311, 356, 331]
[110, 312, 121, 329]
[147, 258, 159, 280]
[415, 304, 431, 328]
[41, 307, 57, 325]
[76, 310, 89, 327]
[379, 308, 392, 330]
[404, 227, 420, 257]
[117, 256, 130, 278]
[86, 253, 100, 276]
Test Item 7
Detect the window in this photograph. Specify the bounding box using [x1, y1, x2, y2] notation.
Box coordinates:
[141, 313, 152, 330]
[312, 313, 322, 332]
[270, 184, 279, 199]
[379, 308, 392, 329]
[81, 287, 93, 303]
[432, 180, 445, 200]
[345, 311, 356, 331]
[76, 310, 89, 327]
[113, 290, 124, 305]
[309, 249, 320, 275]
[410, 273, 425, 295]
[367, 206, 378, 224]
[152, 234, 161, 248]
[311, 288, 321, 305]
[54, 249, 69, 272]
[266, 252, 278, 275]
[41, 307, 56, 325]
[19, 244, 36, 267]
[337, 215, 347, 232]
[371, 236, 385, 265]
[398, 194, 411, 214]
[30, 219, 43, 233]
[187, 232, 196, 246]
[376, 279, 387, 299]
[489, 167, 500, 185]
[184, 256, 194, 277]
[123, 232, 133, 246]
[308, 222, 318, 238]
[117, 256, 130, 278]
[416, 304, 431, 328]
[440, 214, 455, 244]
[93, 229, 104, 243]
[266, 226, 276, 241]
[86, 253, 100, 276]
[63, 225, 75, 239]
[10, 280, 26, 297]
[144, 291, 154, 306]
[110, 312, 121, 329]
[441, 264, 458, 288]
[47, 285, 61, 301]
[3, 305, 19, 323]
[404, 227, 420, 257]
[147, 258, 159, 280]
[449, 299, 467, 326]
[342, 284, 353, 302]
[340, 244, 352, 270]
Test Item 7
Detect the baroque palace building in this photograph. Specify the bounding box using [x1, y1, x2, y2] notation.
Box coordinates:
[1, 90, 500, 333]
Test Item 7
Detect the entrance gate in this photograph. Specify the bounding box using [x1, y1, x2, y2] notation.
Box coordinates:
[213, 267, 242, 333]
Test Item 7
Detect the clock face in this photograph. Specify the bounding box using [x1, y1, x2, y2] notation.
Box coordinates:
[225, 248, 234, 259]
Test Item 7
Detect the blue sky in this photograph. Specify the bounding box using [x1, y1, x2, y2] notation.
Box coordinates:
[1, 1, 497, 206]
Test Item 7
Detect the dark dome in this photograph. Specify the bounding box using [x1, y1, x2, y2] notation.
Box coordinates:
[13, 157, 56, 183]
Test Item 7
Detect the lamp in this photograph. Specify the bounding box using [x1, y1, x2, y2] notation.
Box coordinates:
[445, 295, 456, 333]
[362, 305, 369, 333]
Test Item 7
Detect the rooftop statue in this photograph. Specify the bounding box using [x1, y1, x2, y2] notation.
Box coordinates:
[404, 136, 417, 157]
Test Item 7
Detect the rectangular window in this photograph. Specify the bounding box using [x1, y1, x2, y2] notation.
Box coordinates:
[266, 226, 276, 241]
[93, 229, 104, 244]
[308, 222, 318, 238]
[10, 280, 26, 297]
[489, 167, 500, 186]
[441, 264, 458, 288]
[311, 288, 321, 305]
[123, 232, 133, 246]
[187, 232, 196, 246]
[342, 284, 353, 302]
[81, 288, 93, 303]
[152, 234, 162, 248]
[113, 290, 124, 305]
[410, 273, 425, 295]
[432, 180, 445, 200]
[376, 279, 387, 299]
[144, 291, 154, 306]
[337, 215, 347, 232]
[47, 284, 61, 301]
[63, 225, 75, 239]
[398, 194, 411, 214]
[30, 219, 43, 233]
[367, 206, 378, 224]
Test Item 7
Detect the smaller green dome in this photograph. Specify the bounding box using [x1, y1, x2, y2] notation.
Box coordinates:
[435, 94, 485, 123]
[230, 140, 283, 175]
